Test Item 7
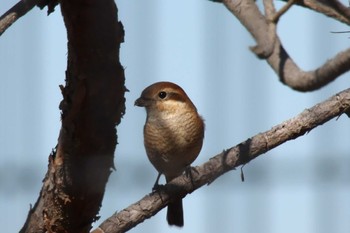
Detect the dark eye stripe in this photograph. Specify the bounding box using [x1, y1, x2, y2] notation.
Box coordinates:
[168, 92, 186, 102]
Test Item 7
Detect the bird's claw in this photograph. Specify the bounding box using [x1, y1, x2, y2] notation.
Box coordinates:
[185, 166, 197, 188]
[152, 183, 165, 192]
[186, 166, 199, 176]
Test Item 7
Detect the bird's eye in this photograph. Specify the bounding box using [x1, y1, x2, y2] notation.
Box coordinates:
[158, 91, 167, 99]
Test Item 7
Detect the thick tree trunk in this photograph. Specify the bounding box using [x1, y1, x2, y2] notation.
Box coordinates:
[20, 0, 125, 232]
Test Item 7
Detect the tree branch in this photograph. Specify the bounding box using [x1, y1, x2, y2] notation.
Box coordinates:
[298, 0, 350, 26]
[93, 88, 350, 233]
[0, 0, 38, 36]
[0, 0, 59, 37]
[221, 0, 350, 92]
[271, 0, 298, 23]
[19, 0, 125, 232]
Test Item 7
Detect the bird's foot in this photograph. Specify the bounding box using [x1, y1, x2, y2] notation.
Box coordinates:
[185, 166, 198, 188]
[152, 183, 165, 192]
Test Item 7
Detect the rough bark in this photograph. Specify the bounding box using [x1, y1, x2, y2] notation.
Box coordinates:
[19, 0, 125, 232]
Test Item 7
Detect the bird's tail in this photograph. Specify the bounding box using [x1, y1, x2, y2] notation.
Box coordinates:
[167, 199, 184, 227]
[166, 175, 184, 227]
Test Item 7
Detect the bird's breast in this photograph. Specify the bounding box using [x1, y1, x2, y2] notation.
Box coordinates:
[143, 109, 204, 177]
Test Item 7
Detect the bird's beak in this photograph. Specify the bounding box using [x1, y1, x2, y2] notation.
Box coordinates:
[134, 97, 146, 107]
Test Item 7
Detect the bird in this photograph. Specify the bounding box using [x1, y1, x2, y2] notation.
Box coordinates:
[135, 81, 205, 227]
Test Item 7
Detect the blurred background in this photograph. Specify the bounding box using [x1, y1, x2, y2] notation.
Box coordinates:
[1, 0, 350, 232]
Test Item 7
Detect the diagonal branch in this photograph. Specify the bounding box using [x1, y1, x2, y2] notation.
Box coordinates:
[0, 0, 38, 36]
[0, 0, 59, 37]
[258, 0, 350, 25]
[93, 88, 350, 233]
[221, 0, 350, 92]
[298, 0, 350, 26]
[271, 0, 298, 23]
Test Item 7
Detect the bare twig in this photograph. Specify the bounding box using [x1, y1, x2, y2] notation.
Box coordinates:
[0, 0, 59, 37]
[299, 0, 350, 26]
[331, 31, 350, 33]
[222, 0, 350, 92]
[93, 88, 350, 233]
[271, 0, 298, 23]
[0, 0, 38, 36]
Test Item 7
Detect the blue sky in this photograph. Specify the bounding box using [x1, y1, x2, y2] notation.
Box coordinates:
[1, 0, 350, 232]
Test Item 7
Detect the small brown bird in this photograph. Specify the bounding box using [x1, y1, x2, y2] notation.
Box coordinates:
[135, 81, 205, 227]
